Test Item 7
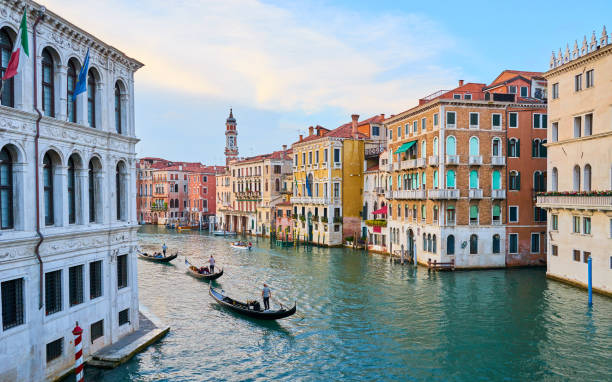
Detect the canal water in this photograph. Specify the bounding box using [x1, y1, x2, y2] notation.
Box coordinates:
[80, 226, 611, 381]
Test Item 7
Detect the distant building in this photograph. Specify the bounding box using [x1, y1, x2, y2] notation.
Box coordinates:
[537, 28, 612, 295]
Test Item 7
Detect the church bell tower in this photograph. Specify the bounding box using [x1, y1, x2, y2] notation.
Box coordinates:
[224, 108, 238, 165]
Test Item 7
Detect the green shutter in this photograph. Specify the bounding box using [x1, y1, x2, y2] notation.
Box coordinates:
[469, 170, 478, 188]
[433, 171, 438, 188]
[469, 137, 479, 156]
[493, 114, 501, 126]
[470, 205, 478, 219]
[447, 136, 456, 156]
[509, 113, 517, 127]
[446, 170, 455, 188]
[493, 204, 501, 217]
[492, 171, 501, 190]
[542, 114, 547, 129]
[534, 114, 540, 128]
[447, 112, 455, 125]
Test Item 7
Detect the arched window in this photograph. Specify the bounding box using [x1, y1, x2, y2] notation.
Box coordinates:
[421, 140, 426, 158]
[397, 175, 402, 189]
[492, 170, 501, 190]
[43, 153, 54, 225]
[422, 233, 427, 251]
[491, 137, 500, 157]
[551, 167, 558, 191]
[509, 171, 520, 190]
[427, 234, 432, 252]
[573, 165, 580, 191]
[533, 171, 546, 192]
[275, 178, 280, 192]
[421, 172, 426, 189]
[540, 140, 547, 157]
[0, 147, 14, 228]
[509, 138, 520, 157]
[67, 60, 78, 123]
[116, 162, 126, 221]
[469, 234, 478, 254]
[432, 235, 437, 253]
[1, 29, 14, 107]
[87, 71, 96, 127]
[492, 234, 500, 254]
[532, 138, 541, 157]
[446, 170, 456, 188]
[169, 199, 174, 208]
[469, 170, 479, 189]
[42, 49, 55, 117]
[433, 137, 439, 156]
[67, 156, 76, 224]
[469, 137, 479, 156]
[114, 83, 122, 134]
[446, 136, 456, 156]
[583, 164, 591, 192]
[174, 184, 178, 193]
[446, 235, 455, 255]
[433, 170, 438, 188]
[88, 159, 101, 223]
[470, 205, 479, 224]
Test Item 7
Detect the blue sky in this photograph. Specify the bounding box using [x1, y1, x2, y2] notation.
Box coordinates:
[48, 0, 612, 164]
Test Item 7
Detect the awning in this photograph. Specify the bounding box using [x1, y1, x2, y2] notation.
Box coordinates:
[373, 205, 387, 215]
[394, 141, 416, 154]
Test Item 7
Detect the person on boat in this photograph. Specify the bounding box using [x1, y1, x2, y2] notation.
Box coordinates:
[262, 283, 271, 311]
[248, 242, 252, 250]
[162, 243, 167, 256]
[208, 255, 215, 273]
[199, 266, 209, 274]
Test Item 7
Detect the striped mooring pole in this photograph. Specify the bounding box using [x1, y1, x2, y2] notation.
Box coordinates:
[72, 322, 84, 382]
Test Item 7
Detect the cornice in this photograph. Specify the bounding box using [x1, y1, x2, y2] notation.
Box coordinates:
[545, 44, 612, 78]
[545, 130, 612, 147]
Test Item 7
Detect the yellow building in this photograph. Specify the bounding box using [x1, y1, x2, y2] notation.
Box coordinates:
[291, 115, 384, 245]
[537, 28, 612, 295]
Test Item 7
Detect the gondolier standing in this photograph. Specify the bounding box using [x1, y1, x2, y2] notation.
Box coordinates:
[262, 283, 271, 310]
[209, 255, 215, 273]
[162, 243, 167, 255]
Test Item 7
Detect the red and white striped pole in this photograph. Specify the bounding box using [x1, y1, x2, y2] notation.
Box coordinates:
[72, 322, 84, 382]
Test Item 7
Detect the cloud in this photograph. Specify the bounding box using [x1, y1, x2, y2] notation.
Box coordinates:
[45, 0, 462, 116]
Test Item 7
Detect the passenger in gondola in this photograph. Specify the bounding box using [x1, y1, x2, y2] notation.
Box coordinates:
[262, 283, 271, 310]
[199, 266, 209, 274]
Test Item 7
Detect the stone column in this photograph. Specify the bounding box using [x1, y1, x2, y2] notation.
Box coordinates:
[54, 165, 67, 227]
[76, 168, 88, 225]
[96, 82, 106, 131]
[120, 94, 129, 135]
[12, 163, 27, 231]
[56, 67, 67, 121]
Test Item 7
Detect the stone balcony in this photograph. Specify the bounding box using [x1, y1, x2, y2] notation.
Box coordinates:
[400, 158, 427, 170]
[492, 189, 506, 199]
[392, 162, 400, 171]
[428, 156, 439, 166]
[446, 155, 460, 165]
[374, 187, 385, 195]
[290, 196, 334, 205]
[536, 195, 612, 211]
[491, 156, 506, 166]
[380, 164, 392, 172]
[428, 189, 460, 199]
[468, 155, 483, 165]
[393, 190, 426, 199]
[468, 189, 483, 199]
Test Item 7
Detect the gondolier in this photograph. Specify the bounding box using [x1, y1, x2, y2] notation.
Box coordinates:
[209, 255, 215, 273]
[262, 283, 271, 310]
[162, 243, 167, 255]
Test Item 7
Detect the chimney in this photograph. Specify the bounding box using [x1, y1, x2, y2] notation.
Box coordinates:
[308, 126, 314, 136]
[282, 144, 287, 151]
[299, 134, 303, 141]
[458, 80, 464, 87]
[351, 114, 359, 137]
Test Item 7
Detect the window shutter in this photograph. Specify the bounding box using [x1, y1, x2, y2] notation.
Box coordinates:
[517, 139, 520, 157]
[517, 172, 521, 190]
[532, 139, 537, 157]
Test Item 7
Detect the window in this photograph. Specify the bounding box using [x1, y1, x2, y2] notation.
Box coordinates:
[45, 270, 62, 316]
[469, 137, 479, 156]
[67, 156, 76, 224]
[469, 170, 478, 189]
[446, 112, 456, 127]
[115, 83, 122, 134]
[0, 29, 15, 107]
[573, 165, 581, 191]
[446, 235, 455, 255]
[572, 216, 580, 233]
[421, 118, 426, 131]
[421, 140, 426, 158]
[333, 183, 340, 198]
[584, 113, 592, 136]
[586, 69, 594, 88]
[509, 112, 518, 128]
[575, 73, 582, 91]
[421, 204, 426, 221]
[116, 162, 125, 221]
[573, 250, 581, 262]
[117, 254, 128, 289]
[492, 204, 501, 223]
[119, 309, 130, 326]
[42, 49, 55, 117]
[508, 85, 517, 94]
[413, 121, 418, 134]
[372, 125, 379, 136]
[552, 83, 559, 99]
[87, 71, 96, 127]
[508, 138, 520, 157]
[551, 214, 558, 230]
[552, 245, 558, 256]
[68, 265, 84, 307]
[469, 113, 479, 128]
[533, 171, 545, 192]
[433, 170, 438, 188]
[509, 171, 520, 190]
[91, 319, 104, 343]
[453, 94, 461, 100]
[533, 114, 547, 129]
[389, 129, 392, 140]
[0, 147, 14, 229]
[531, 233, 540, 253]
[492, 234, 500, 254]
[469, 205, 478, 225]
[551, 122, 558, 142]
[583, 164, 591, 192]
[492, 170, 501, 190]
[509, 206, 518, 223]
[433, 137, 439, 156]
[492, 114, 501, 130]
[469, 234, 478, 254]
[433, 205, 438, 222]
[446, 206, 455, 225]
[464, 94, 472, 100]
[446, 170, 456, 188]
[46, 338, 63, 363]
[67, 60, 77, 123]
[1, 278, 24, 330]
[43, 153, 54, 225]
[509, 234, 518, 254]
[573, 116, 582, 138]
[333, 148, 340, 163]
[583, 252, 591, 263]
[534, 207, 547, 223]
[433, 113, 439, 126]
[583, 217, 591, 234]
[520, 86, 528, 97]
[491, 138, 501, 158]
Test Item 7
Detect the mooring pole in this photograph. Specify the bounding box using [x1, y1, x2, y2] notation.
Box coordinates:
[588, 256, 593, 306]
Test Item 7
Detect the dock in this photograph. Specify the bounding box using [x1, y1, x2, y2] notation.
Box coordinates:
[88, 306, 170, 369]
[427, 258, 455, 271]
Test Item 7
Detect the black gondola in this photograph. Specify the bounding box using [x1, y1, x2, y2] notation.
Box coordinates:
[209, 286, 296, 320]
[138, 252, 178, 263]
[185, 258, 224, 280]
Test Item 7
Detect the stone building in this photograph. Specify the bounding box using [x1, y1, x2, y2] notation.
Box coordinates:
[537, 28, 612, 295]
[0, 2, 143, 380]
[362, 149, 390, 253]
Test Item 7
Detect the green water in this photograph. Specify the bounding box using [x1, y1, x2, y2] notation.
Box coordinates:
[81, 226, 611, 381]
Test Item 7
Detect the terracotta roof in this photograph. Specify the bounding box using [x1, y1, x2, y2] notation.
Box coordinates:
[487, 70, 545, 88]
[293, 115, 381, 145]
[234, 149, 292, 164]
[365, 165, 379, 172]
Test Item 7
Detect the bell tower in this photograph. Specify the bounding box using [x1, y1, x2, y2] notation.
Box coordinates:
[224, 108, 238, 165]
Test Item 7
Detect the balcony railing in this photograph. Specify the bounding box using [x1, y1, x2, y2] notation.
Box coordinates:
[491, 156, 506, 166]
[393, 190, 426, 199]
[428, 189, 460, 199]
[469, 189, 483, 199]
[392, 162, 400, 171]
[428, 156, 439, 166]
[536, 195, 612, 210]
[468, 155, 483, 165]
[374, 187, 385, 195]
[150, 204, 168, 211]
[384, 190, 393, 199]
[492, 189, 506, 199]
[446, 155, 460, 165]
[381, 164, 392, 172]
[400, 159, 415, 170]
[415, 158, 426, 168]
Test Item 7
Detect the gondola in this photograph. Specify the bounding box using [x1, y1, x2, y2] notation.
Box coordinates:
[213, 230, 237, 236]
[230, 241, 252, 250]
[184, 258, 223, 280]
[137, 251, 178, 263]
[209, 286, 296, 320]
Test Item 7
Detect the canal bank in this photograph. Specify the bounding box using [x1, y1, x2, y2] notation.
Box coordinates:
[68, 225, 611, 381]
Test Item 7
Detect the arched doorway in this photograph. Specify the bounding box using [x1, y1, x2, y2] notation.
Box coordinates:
[307, 211, 313, 241]
[407, 229, 415, 262]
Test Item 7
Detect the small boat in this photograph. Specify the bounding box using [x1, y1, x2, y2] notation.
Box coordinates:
[138, 252, 178, 263]
[209, 286, 296, 320]
[184, 258, 223, 280]
[230, 242, 252, 250]
[213, 230, 237, 236]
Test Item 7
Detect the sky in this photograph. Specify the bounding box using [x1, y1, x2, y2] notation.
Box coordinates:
[45, 0, 612, 165]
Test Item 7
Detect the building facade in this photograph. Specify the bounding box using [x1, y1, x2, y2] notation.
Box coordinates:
[537, 28, 612, 295]
[0, 2, 143, 380]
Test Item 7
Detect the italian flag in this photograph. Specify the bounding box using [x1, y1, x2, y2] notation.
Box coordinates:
[2, 10, 28, 81]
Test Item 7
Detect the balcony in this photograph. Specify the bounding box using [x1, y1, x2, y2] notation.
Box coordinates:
[469, 189, 483, 199]
[236, 191, 262, 201]
[290, 196, 331, 205]
[492, 189, 506, 199]
[400, 159, 415, 170]
[374, 187, 385, 195]
[536, 195, 612, 211]
[392, 162, 400, 171]
[381, 164, 392, 172]
[428, 189, 460, 199]
[151, 204, 168, 211]
[491, 156, 506, 166]
[468, 155, 483, 165]
[428, 156, 439, 166]
[446, 155, 460, 165]
[393, 190, 426, 199]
